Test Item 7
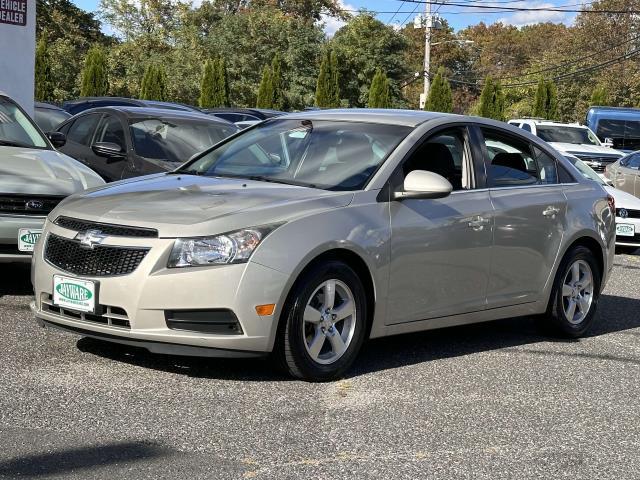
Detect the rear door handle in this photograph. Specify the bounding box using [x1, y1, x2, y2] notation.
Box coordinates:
[468, 216, 490, 230]
[543, 206, 560, 217]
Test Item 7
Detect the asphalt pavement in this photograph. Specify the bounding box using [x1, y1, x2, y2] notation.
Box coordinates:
[2, 253, 640, 479]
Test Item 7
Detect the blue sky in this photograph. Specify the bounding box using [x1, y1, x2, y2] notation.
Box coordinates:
[72, 0, 579, 35]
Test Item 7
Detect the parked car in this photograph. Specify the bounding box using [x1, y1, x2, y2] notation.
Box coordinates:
[565, 154, 640, 253]
[585, 106, 640, 153]
[605, 151, 640, 198]
[34, 102, 71, 132]
[32, 109, 615, 381]
[202, 108, 285, 125]
[508, 118, 624, 179]
[62, 97, 201, 116]
[0, 92, 104, 262]
[55, 107, 238, 182]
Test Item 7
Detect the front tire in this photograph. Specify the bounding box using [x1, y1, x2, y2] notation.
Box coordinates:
[276, 261, 367, 382]
[546, 246, 601, 338]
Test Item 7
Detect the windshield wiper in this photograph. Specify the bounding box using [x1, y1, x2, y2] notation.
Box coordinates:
[245, 175, 315, 188]
[0, 139, 32, 148]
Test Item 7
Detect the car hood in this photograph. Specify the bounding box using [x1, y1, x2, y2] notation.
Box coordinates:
[549, 143, 624, 157]
[604, 185, 640, 210]
[51, 174, 355, 237]
[0, 146, 104, 195]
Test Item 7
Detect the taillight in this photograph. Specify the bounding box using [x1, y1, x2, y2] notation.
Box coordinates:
[607, 194, 615, 213]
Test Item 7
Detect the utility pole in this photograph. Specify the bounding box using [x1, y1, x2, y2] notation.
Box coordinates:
[420, 0, 432, 110]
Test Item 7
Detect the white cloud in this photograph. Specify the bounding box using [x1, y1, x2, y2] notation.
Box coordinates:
[320, 0, 357, 37]
[495, 0, 570, 26]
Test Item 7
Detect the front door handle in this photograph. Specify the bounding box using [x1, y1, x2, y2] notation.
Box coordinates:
[468, 216, 490, 230]
[543, 206, 560, 217]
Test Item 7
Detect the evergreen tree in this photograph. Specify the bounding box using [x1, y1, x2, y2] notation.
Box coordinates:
[215, 58, 229, 107]
[271, 54, 283, 110]
[256, 65, 274, 108]
[368, 68, 390, 108]
[199, 59, 216, 108]
[425, 66, 452, 113]
[34, 36, 54, 102]
[545, 80, 558, 120]
[80, 45, 109, 97]
[591, 86, 609, 106]
[140, 64, 167, 101]
[329, 50, 340, 108]
[533, 78, 547, 118]
[315, 50, 331, 108]
[478, 76, 505, 121]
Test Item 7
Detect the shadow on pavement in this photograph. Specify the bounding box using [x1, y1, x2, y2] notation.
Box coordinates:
[73, 293, 640, 381]
[0, 441, 168, 478]
[0, 263, 32, 297]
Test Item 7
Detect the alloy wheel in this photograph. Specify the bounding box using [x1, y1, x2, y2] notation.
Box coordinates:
[562, 259, 594, 325]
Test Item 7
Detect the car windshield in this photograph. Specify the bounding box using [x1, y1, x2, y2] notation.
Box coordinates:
[565, 156, 606, 184]
[0, 97, 48, 148]
[180, 119, 411, 190]
[536, 126, 600, 146]
[130, 118, 237, 163]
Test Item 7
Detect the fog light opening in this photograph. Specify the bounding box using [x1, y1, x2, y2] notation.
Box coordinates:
[255, 304, 276, 316]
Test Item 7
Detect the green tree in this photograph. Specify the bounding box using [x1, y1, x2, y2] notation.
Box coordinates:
[140, 64, 167, 101]
[34, 36, 54, 101]
[533, 78, 547, 118]
[591, 85, 609, 106]
[478, 76, 505, 121]
[329, 50, 340, 107]
[271, 54, 284, 110]
[545, 80, 558, 120]
[425, 66, 453, 113]
[80, 45, 109, 97]
[215, 58, 230, 107]
[315, 49, 340, 108]
[199, 59, 216, 108]
[256, 65, 274, 108]
[368, 68, 391, 108]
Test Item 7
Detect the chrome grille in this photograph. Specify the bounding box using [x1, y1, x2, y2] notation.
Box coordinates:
[0, 194, 63, 215]
[54, 216, 158, 238]
[44, 233, 149, 276]
[617, 208, 640, 219]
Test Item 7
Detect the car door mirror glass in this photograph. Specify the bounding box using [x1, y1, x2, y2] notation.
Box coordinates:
[394, 170, 453, 200]
[46, 131, 66, 148]
[92, 142, 125, 159]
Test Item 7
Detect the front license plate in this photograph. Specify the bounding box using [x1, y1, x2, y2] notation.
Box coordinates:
[616, 223, 635, 237]
[18, 228, 42, 252]
[53, 275, 96, 313]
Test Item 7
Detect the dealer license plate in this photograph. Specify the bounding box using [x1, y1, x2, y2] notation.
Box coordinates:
[52, 275, 96, 313]
[18, 228, 42, 252]
[616, 223, 635, 237]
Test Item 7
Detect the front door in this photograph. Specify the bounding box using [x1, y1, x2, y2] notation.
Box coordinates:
[91, 114, 129, 181]
[386, 127, 494, 325]
[479, 127, 567, 308]
[613, 153, 640, 196]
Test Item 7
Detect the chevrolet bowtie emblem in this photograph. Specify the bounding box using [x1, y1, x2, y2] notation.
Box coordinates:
[75, 229, 107, 249]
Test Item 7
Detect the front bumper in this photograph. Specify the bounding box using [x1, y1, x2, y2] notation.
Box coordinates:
[0, 214, 46, 262]
[31, 222, 290, 354]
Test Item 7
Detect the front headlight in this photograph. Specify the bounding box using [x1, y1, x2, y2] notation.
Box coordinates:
[167, 224, 281, 268]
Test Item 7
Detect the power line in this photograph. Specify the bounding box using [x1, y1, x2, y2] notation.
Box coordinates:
[393, 0, 639, 14]
[386, 0, 406, 24]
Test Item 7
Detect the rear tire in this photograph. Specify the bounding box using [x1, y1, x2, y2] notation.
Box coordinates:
[275, 261, 367, 382]
[546, 246, 601, 338]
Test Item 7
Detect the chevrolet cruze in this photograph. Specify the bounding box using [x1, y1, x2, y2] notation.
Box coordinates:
[31, 110, 615, 381]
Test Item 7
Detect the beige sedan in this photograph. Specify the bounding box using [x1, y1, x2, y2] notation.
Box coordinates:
[606, 153, 640, 198]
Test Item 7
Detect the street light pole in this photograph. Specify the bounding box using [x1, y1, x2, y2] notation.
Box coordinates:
[420, 0, 432, 110]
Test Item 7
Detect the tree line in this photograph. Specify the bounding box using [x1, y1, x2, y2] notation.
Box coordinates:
[34, 0, 633, 121]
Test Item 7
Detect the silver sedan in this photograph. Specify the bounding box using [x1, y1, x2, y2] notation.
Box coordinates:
[31, 110, 615, 381]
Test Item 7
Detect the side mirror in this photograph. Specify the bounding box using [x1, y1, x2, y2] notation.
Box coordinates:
[393, 170, 453, 200]
[92, 142, 125, 159]
[46, 131, 66, 148]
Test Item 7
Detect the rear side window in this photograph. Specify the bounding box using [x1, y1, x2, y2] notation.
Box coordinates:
[67, 114, 101, 146]
[482, 129, 558, 187]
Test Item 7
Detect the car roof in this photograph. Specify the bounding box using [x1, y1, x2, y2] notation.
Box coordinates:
[278, 108, 457, 127]
[34, 102, 67, 111]
[510, 118, 585, 127]
[68, 106, 236, 125]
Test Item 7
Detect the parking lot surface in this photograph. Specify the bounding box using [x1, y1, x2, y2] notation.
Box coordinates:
[2, 254, 640, 479]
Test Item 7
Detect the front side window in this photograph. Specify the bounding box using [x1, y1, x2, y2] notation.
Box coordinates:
[0, 97, 48, 148]
[483, 129, 558, 187]
[67, 114, 101, 146]
[130, 118, 237, 163]
[521, 123, 532, 133]
[95, 115, 126, 149]
[181, 119, 411, 190]
[402, 129, 472, 191]
[626, 153, 640, 169]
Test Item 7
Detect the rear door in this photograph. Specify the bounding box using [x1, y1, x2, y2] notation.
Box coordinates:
[386, 125, 494, 324]
[478, 126, 567, 308]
